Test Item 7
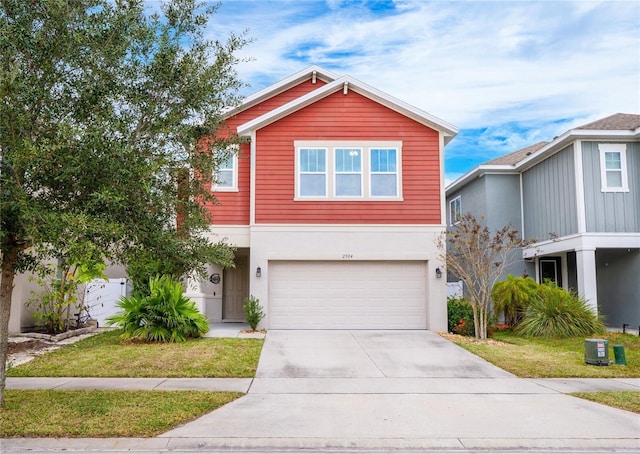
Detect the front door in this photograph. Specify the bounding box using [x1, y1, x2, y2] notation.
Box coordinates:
[540, 257, 562, 287]
[223, 255, 249, 321]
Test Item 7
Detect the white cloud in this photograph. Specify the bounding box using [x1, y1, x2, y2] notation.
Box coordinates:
[194, 0, 639, 177]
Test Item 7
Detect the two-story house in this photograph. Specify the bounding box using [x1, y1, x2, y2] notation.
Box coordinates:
[185, 66, 458, 331]
[446, 113, 640, 329]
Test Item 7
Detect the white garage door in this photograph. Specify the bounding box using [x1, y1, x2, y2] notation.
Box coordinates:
[269, 261, 427, 329]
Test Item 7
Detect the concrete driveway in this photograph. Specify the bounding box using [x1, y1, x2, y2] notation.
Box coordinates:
[160, 330, 640, 452]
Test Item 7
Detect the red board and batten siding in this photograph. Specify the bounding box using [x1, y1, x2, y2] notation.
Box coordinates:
[255, 90, 442, 224]
[207, 80, 327, 225]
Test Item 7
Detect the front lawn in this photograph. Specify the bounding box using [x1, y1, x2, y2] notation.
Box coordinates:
[0, 390, 241, 437]
[447, 331, 640, 378]
[9, 329, 263, 378]
[445, 331, 640, 414]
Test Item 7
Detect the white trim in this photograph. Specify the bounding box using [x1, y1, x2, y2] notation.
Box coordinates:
[574, 140, 587, 233]
[439, 133, 446, 225]
[296, 146, 328, 198]
[237, 75, 458, 140]
[598, 143, 629, 192]
[294, 141, 403, 201]
[212, 152, 238, 192]
[523, 232, 640, 258]
[250, 131, 257, 225]
[449, 195, 461, 226]
[225, 66, 340, 118]
[250, 223, 446, 233]
[519, 172, 525, 239]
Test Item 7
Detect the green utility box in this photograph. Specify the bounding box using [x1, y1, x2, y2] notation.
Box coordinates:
[584, 338, 609, 366]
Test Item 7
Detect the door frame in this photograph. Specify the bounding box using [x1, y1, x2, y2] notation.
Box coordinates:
[222, 254, 249, 321]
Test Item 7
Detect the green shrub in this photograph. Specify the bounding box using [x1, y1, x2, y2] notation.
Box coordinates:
[106, 275, 209, 342]
[492, 275, 539, 326]
[243, 295, 264, 331]
[447, 296, 475, 336]
[515, 282, 606, 338]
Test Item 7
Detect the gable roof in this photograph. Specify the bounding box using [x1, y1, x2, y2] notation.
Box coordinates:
[484, 141, 549, 165]
[234, 66, 458, 144]
[576, 113, 640, 131]
[225, 66, 340, 118]
[447, 112, 640, 195]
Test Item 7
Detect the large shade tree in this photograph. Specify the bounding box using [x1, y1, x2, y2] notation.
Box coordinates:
[0, 0, 247, 405]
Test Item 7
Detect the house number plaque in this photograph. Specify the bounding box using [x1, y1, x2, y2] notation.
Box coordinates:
[342, 254, 354, 259]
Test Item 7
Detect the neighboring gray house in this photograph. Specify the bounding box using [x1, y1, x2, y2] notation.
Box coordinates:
[446, 113, 640, 329]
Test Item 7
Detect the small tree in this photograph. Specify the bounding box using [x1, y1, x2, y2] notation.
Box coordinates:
[438, 214, 531, 339]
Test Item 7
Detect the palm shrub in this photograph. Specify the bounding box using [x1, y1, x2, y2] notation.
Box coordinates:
[491, 275, 539, 326]
[106, 275, 209, 342]
[515, 282, 605, 337]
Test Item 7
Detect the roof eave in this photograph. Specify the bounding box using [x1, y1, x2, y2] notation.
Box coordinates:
[225, 65, 340, 119]
[518, 128, 639, 171]
[445, 165, 517, 195]
[237, 75, 459, 138]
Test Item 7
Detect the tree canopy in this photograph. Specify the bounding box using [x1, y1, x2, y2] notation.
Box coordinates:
[0, 0, 248, 404]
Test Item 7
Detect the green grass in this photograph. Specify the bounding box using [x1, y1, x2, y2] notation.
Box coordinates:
[0, 390, 242, 437]
[570, 391, 640, 414]
[454, 331, 640, 378]
[447, 331, 640, 414]
[9, 329, 263, 378]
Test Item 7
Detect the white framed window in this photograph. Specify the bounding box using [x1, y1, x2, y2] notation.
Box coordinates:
[370, 148, 398, 197]
[213, 151, 238, 191]
[449, 196, 461, 225]
[298, 148, 327, 197]
[295, 141, 402, 200]
[335, 148, 362, 197]
[599, 144, 629, 192]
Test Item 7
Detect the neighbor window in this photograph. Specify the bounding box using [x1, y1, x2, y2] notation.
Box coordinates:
[599, 144, 629, 192]
[213, 151, 238, 191]
[295, 141, 402, 200]
[449, 196, 461, 225]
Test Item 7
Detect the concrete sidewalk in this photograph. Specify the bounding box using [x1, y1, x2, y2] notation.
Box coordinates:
[3, 329, 640, 453]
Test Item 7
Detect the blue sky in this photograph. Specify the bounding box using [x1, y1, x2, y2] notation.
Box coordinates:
[183, 0, 639, 184]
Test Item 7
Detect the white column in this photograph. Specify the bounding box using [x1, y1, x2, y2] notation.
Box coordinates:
[576, 248, 598, 313]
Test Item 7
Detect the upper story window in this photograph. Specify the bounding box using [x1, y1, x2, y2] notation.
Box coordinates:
[295, 141, 402, 200]
[213, 148, 238, 191]
[449, 196, 461, 226]
[299, 148, 327, 197]
[599, 144, 629, 192]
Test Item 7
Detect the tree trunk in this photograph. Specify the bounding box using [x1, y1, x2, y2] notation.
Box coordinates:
[0, 245, 19, 406]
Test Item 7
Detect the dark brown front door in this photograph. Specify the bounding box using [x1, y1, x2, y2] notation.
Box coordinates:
[223, 255, 249, 321]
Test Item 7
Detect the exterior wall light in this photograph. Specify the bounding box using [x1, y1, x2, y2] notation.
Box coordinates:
[435, 267, 443, 278]
[256, 267, 262, 278]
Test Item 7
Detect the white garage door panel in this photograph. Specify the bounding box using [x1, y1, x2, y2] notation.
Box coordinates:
[269, 261, 427, 329]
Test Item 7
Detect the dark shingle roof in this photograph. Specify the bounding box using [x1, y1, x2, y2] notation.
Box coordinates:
[485, 141, 549, 165]
[576, 113, 640, 131]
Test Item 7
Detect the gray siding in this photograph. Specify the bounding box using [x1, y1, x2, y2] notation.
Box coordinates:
[447, 175, 486, 225]
[596, 249, 640, 328]
[446, 173, 530, 279]
[582, 141, 640, 233]
[485, 174, 523, 234]
[522, 145, 578, 241]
